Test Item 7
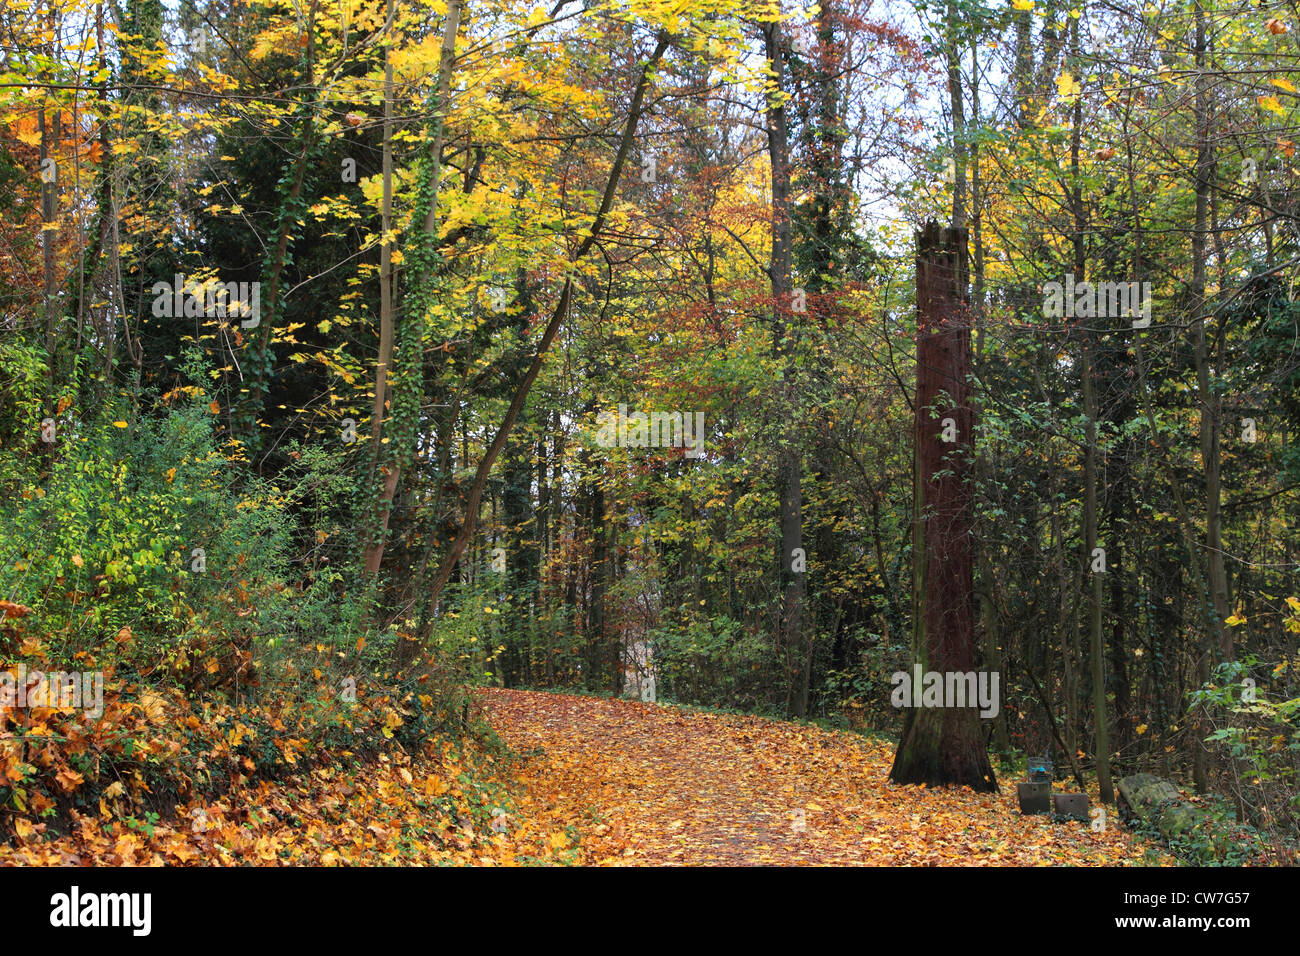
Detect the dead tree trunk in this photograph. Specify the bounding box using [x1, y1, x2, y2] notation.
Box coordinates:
[890, 222, 997, 792]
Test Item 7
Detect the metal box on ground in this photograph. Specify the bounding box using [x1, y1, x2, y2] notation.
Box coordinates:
[1017, 781, 1051, 814]
[1053, 792, 1089, 822]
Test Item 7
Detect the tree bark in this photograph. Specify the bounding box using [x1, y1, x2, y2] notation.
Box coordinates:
[763, 19, 807, 717]
[364, 0, 464, 574]
[363, 0, 399, 575]
[890, 223, 996, 792]
[1069, 12, 1113, 804]
[1191, 1, 1232, 664]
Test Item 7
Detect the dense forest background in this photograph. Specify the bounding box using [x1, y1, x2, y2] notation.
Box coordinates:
[1, 0, 1298, 863]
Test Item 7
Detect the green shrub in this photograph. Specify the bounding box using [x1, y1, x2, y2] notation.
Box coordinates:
[651, 613, 771, 710]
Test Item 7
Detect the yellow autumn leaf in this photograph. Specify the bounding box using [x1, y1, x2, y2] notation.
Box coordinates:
[1225, 613, 1247, 627]
[1270, 77, 1297, 93]
[137, 691, 167, 722]
[1135, 723, 1148, 735]
[1258, 95, 1286, 115]
[1057, 73, 1081, 98]
[1011, 0, 1034, 9]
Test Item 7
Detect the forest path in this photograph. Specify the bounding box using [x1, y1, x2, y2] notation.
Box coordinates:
[479, 688, 1161, 866]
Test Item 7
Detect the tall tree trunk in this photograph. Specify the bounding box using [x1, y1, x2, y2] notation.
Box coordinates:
[802, 0, 848, 719]
[1082, 340, 1113, 803]
[39, 4, 59, 405]
[1188, 0, 1225, 794]
[364, 0, 464, 573]
[1051, 482, 1078, 758]
[1069, 14, 1113, 804]
[946, 1, 966, 231]
[1191, 2, 1231, 664]
[890, 223, 996, 792]
[364, 0, 399, 575]
[969, 35, 985, 354]
[763, 19, 807, 717]
[1011, 5, 1034, 127]
[965, 25, 1002, 750]
[582, 461, 610, 691]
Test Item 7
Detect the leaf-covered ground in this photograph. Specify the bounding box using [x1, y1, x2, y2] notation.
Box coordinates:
[481, 688, 1171, 866]
[1, 687, 1169, 865]
[0, 734, 580, 866]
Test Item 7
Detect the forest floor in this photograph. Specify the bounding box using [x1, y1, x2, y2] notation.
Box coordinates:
[480, 688, 1170, 866]
[0, 687, 1169, 866]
